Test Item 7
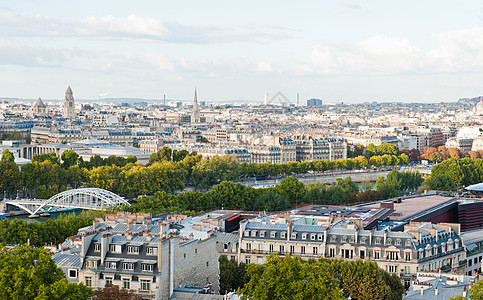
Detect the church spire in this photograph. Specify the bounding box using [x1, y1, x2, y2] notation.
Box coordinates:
[191, 87, 200, 123]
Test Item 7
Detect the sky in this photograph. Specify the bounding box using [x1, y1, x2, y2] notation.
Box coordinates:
[2, 1, 483, 103]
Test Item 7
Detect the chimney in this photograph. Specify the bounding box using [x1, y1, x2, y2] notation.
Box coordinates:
[434, 287, 438, 296]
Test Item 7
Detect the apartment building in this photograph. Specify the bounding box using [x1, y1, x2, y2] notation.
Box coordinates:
[53, 212, 220, 300]
[237, 215, 466, 286]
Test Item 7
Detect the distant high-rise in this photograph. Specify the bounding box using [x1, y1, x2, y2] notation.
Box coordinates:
[191, 88, 200, 123]
[264, 93, 270, 105]
[63, 86, 75, 118]
[307, 98, 323, 107]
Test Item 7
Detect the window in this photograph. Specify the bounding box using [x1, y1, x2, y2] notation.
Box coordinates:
[313, 247, 318, 255]
[374, 250, 380, 259]
[244, 230, 250, 237]
[245, 256, 251, 264]
[310, 234, 316, 241]
[85, 276, 92, 287]
[270, 232, 276, 238]
[260, 231, 266, 237]
[291, 233, 297, 239]
[105, 261, 117, 269]
[127, 246, 139, 254]
[318, 234, 323, 241]
[122, 278, 130, 289]
[195, 249, 198, 255]
[184, 253, 186, 259]
[404, 266, 411, 275]
[290, 245, 295, 254]
[94, 244, 101, 252]
[68, 269, 77, 278]
[405, 252, 411, 261]
[386, 238, 392, 245]
[360, 250, 365, 259]
[123, 262, 134, 271]
[140, 279, 150, 291]
[142, 264, 154, 272]
[281, 232, 286, 239]
[246, 243, 252, 251]
[105, 277, 113, 286]
[330, 236, 337, 243]
[302, 233, 307, 240]
[109, 244, 120, 253]
[360, 237, 367, 244]
[146, 247, 158, 255]
[341, 236, 347, 243]
[269, 244, 274, 253]
[375, 238, 381, 245]
[329, 248, 335, 258]
[206, 261, 209, 267]
[280, 245, 284, 254]
[395, 239, 401, 246]
[388, 265, 397, 273]
[87, 260, 97, 268]
[251, 231, 257, 237]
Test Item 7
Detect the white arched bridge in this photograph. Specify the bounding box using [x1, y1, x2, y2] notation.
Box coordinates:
[5, 188, 130, 216]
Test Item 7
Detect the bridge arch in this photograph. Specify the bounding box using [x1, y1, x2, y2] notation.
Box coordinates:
[5, 188, 129, 215]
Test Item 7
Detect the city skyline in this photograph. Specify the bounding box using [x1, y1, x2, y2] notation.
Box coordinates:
[2, 1, 483, 103]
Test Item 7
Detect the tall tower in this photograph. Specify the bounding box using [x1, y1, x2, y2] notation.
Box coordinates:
[63, 86, 75, 118]
[191, 88, 200, 123]
[264, 93, 270, 105]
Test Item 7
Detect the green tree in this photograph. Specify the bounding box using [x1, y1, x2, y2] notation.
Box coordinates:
[423, 174, 456, 191]
[0, 244, 92, 299]
[275, 176, 306, 207]
[32, 152, 60, 165]
[253, 190, 290, 212]
[239, 254, 344, 300]
[0, 149, 22, 197]
[450, 278, 483, 300]
[61, 150, 79, 168]
[219, 256, 247, 294]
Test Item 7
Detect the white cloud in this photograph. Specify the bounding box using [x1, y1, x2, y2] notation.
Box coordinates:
[308, 29, 483, 76]
[138, 53, 175, 71]
[0, 12, 292, 44]
[256, 61, 273, 73]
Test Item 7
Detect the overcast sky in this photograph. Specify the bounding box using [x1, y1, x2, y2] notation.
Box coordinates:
[2, 1, 483, 103]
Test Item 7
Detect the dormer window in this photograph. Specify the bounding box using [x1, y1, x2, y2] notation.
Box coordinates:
[395, 239, 401, 246]
[123, 262, 135, 271]
[291, 233, 297, 239]
[310, 234, 316, 241]
[244, 230, 250, 237]
[146, 247, 158, 255]
[94, 244, 101, 252]
[105, 261, 117, 269]
[270, 231, 276, 238]
[86, 260, 97, 268]
[386, 238, 392, 245]
[142, 264, 154, 272]
[375, 238, 381, 245]
[260, 231, 266, 237]
[127, 245, 139, 254]
[251, 230, 257, 237]
[281, 232, 286, 239]
[302, 233, 307, 240]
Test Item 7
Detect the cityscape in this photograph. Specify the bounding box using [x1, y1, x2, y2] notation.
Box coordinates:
[2, 1, 483, 300]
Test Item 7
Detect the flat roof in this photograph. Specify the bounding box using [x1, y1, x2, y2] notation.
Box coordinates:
[359, 195, 454, 221]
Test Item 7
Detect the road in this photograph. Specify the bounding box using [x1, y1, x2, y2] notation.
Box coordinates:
[241, 169, 391, 188]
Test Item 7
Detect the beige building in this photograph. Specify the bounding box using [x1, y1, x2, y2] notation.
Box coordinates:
[236, 215, 466, 286]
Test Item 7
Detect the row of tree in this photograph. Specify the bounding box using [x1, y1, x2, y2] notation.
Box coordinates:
[121, 176, 392, 217]
[237, 254, 404, 300]
[375, 169, 423, 199]
[0, 211, 101, 247]
[0, 146, 410, 198]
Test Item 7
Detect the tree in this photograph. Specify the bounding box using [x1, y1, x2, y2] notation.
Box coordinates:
[450, 278, 483, 300]
[219, 256, 247, 294]
[0, 149, 22, 197]
[61, 150, 79, 168]
[275, 176, 306, 207]
[0, 244, 92, 299]
[253, 190, 290, 212]
[423, 174, 456, 191]
[239, 254, 344, 300]
[32, 152, 60, 165]
[93, 284, 142, 300]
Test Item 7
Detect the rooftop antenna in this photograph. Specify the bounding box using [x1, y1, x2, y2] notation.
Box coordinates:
[297, 93, 299, 106]
[164, 94, 166, 107]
